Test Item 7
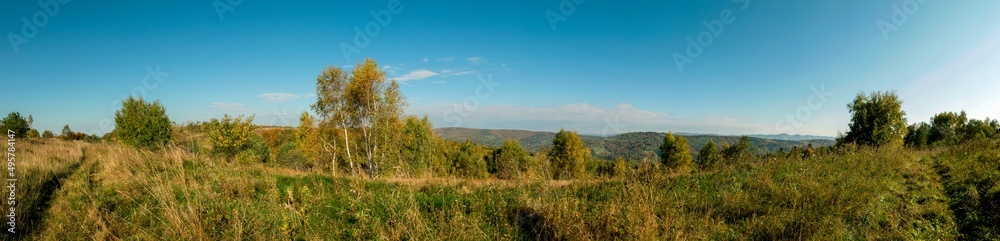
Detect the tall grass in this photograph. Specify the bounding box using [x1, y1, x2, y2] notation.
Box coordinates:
[12, 138, 995, 240]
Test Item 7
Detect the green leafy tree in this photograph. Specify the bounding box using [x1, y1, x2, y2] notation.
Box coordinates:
[1, 112, 30, 138]
[904, 122, 932, 148]
[697, 140, 721, 168]
[929, 111, 967, 145]
[491, 139, 529, 179]
[296, 112, 321, 167]
[27, 129, 39, 138]
[961, 118, 997, 141]
[113, 96, 172, 149]
[659, 132, 692, 171]
[41, 130, 54, 138]
[722, 136, 753, 161]
[204, 115, 259, 159]
[842, 91, 908, 147]
[450, 140, 488, 178]
[401, 115, 445, 176]
[61, 125, 73, 140]
[550, 129, 590, 179]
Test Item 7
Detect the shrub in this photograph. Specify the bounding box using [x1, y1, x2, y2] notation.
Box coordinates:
[450, 141, 488, 178]
[842, 90, 907, 147]
[550, 129, 590, 179]
[697, 140, 721, 168]
[41, 130, 54, 138]
[204, 115, 258, 159]
[113, 96, 172, 149]
[491, 139, 528, 179]
[659, 132, 692, 171]
[276, 142, 308, 170]
[1, 112, 30, 138]
[27, 129, 40, 139]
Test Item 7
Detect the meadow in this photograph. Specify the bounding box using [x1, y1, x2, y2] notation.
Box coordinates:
[10, 136, 998, 240]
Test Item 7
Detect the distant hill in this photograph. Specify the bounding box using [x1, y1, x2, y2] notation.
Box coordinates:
[747, 134, 835, 141]
[436, 127, 836, 160]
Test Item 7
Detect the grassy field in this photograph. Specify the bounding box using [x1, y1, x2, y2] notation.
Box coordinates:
[8, 138, 999, 240]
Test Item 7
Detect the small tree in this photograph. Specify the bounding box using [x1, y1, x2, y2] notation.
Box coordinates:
[698, 140, 721, 168]
[61, 125, 73, 140]
[659, 132, 692, 171]
[42, 130, 54, 138]
[114, 96, 172, 149]
[296, 112, 321, 167]
[204, 115, 259, 158]
[1, 112, 30, 138]
[27, 129, 39, 139]
[491, 139, 528, 179]
[842, 91, 907, 147]
[550, 129, 590, 179]
[722, 136, 753, 161]
[904, 122, 932, 148]
[450, 140, 488, 178]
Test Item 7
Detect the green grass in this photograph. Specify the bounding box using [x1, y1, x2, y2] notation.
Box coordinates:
[10, 138, 1000, 240]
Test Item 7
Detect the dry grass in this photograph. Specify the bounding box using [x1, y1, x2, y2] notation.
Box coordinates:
[8, 138, 990, 240]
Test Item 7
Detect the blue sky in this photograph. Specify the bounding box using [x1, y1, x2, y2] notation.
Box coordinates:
[3, 0, 999, 136]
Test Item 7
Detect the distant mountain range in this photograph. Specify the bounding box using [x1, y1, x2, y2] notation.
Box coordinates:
[436, 127, 836, 160]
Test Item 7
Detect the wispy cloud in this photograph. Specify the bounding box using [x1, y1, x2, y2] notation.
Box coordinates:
[258, 93, 310, 103]
[209, 102, 244, 110]
[466, 56, 484, 64]
[421, 58, 429, 62]
[433, 80, 447, 84]
[394, 69, 439, 82]
[439, 69, 477, 77]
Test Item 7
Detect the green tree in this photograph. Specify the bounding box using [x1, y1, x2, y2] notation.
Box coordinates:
[904, 122, 932, 148]
[961, 118, 997, 141]
[659, 132, 692, 171]
[61, 125, 73, 140]
[296, 112, 321, 168]
[697, 140, 721, 168]
[929, 111, 967, 145]
[113, 96, 172, 149]
[491, 139, 529, 179]
[204, 115, 259, 159]
[842, 91, 908, 147]
[1, 112, 30, 138]
[311, 58, 407, 177]
[401, 115, 445, 176]
[722, 136, 753, 161]
[42, 130, 54, 138]
[450, 140, 487, 178]
[550, 129, 590, 179]
[27, 129, 39, 138]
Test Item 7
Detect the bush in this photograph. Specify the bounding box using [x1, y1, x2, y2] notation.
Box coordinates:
[41, 130, 54, 138]
[27, 129, 40, 139]
[842, 90, 907, 147]
[236, 135, 270, 164]
[550, 129, 590, 179]
[1, 112, 30, 138]
[659, 132, 692, 171]
[450, 141, 488, 178]
[697, 140, 721, 168]
[114, 96, 172, 149]
[276, 142, 309, 170]
[491, 139, 528, 179]
[204, 115, 259, 159]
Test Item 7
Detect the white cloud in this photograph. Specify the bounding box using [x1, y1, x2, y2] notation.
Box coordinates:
[394, 69, 439, 82]
[209, 102, 244, 110]
[466, 56, 484, 64]
[439, 69, 477, 77]
[421, 58, 429, 62]
[258, 93, 309, 103]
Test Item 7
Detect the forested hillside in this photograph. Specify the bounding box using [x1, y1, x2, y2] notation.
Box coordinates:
[437, 127, 835, 160]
